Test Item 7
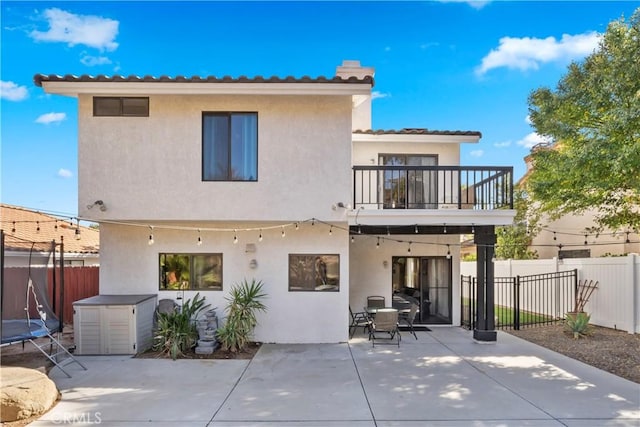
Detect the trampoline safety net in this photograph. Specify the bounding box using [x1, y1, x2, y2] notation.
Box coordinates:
[1, 233, 60, 344]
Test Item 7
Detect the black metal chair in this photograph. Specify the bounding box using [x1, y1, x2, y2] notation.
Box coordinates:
[367, 295, 385, 309]
[369, 308, 400, 347]
[398, 303, 419, 339]
[349, 306, 371, 338]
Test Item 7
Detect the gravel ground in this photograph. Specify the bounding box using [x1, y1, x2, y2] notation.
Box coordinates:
[506, 323, 640, 384]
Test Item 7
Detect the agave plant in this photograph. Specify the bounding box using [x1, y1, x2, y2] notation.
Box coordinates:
[153, 293, 209, 360]
[216, 279, 267, 353]
[564, 311, 592, 339]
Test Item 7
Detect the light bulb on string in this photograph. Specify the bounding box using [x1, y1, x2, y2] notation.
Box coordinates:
[407, 242, 412, 254]
[443, 224, 447, 234]
[376, 237, 380, 249]
[75, 227, 81, 240]
[553, 232, 557, 241]
[197, 229, 203, 246]
[54, 220, 58, 231]
[387, 226, 391, 236]
[446, 244, 451, 259]
[295, 222, 300, 230]
[36, 221, 40, 233]
[11, 221, 15, 233]
[311, 219, 315, 226]
[148, 226, 154, 245]
[258, 230, 263, 242]
[358, 226, 362, 234]
[414, 224, 418, 234]
[281, 226, 286, 238]
[233, 230, 238, 244]
[626, 232, 630, 244]
[351, 235, 355, 244]
[329, 226, 333, 235]
[584, 234, 588, 245]
[471, 224, 475, 234]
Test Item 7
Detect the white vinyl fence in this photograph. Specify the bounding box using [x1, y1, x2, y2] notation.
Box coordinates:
[461, 254, 639, 333]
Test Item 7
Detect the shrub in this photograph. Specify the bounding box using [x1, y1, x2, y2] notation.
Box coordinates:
[153, 293, 209, 360]
[217, 279, 267, 353]
[564, 311, 592, 339]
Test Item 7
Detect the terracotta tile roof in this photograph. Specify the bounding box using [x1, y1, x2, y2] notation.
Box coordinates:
[1, 204, 99, 253]
[354, 128, 482, 137]
[34, 74, 374, 87]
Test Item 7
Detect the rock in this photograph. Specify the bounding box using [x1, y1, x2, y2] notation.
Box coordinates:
[1, 366, 59, 422]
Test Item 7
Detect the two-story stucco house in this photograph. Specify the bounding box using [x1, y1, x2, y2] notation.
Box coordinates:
[35, 60, 516, 344]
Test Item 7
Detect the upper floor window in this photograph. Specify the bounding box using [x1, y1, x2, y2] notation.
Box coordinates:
[202, 113, 258, 181]
[93, 97, 149, 117]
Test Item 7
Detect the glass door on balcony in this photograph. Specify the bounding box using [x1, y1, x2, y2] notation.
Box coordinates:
[379, 155, 438, 209]
[392, 256, 452, 324]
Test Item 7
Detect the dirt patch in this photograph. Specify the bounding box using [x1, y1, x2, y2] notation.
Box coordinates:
[135, 342, 262, 360]
[506, 323, 640, 384]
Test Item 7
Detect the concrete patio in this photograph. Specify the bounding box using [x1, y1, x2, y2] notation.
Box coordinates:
[30, 327, 639, 426]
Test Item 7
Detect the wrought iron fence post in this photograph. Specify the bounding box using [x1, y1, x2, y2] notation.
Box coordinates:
[514, 276, 520, 330]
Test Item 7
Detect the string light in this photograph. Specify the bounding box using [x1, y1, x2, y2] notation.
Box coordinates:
[258, 229, 263, 242]
[233, 230, 238, 244]
[626, 232, 631, 244]
[446, 244, 451, 259]
[553, 232, 557, 241]
[376, 237, 380, 249]
[36, 221, 40, 232]
[281, 226, 286, 238]
[54, 220, 58, 231]
[358, 226, 362, 234]
[471, 224, 475, 234]
[311, 219, 315, 226]
[351, 235, 355, 244]
[329, 226, 333, 235]
[295, 222, 300, 230]
[387, 226, 390, 236]
[74, 228, 81, 240]
[584, 234, 588, 245]
[148, 226, 154, 245]
[407, 241, 412, 253]
[443, 224, 447, 234]
[197, 229, 202, 246]
[414, 224, 419, 234]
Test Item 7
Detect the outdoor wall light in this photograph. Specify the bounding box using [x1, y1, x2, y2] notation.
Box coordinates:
[249, 259, 258, 269]
[87, 200, 107, 212]
[331, 202, 351, 210]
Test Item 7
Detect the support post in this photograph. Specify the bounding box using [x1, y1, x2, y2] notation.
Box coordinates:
[474, 225, 497, 342]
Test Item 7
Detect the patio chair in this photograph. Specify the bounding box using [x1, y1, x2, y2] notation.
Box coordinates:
[367, 295, 385, 309]
[349, 306, 371, 338]
[398, 303, 419, 339]
[369, 308, 400, 347]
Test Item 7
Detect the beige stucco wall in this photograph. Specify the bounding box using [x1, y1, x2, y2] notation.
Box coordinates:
[78, 94, 353, 222]
[100, 221, 351, 343]
[532, 210, 640, 259]
[352, 140, 460, 166]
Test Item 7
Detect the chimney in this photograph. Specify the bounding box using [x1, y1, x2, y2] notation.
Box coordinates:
[336, 60, 375, 80]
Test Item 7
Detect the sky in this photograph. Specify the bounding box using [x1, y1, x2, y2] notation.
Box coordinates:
[2, 0, 640, 219]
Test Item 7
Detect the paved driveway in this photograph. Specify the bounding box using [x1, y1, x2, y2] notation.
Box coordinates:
[31, 327, 640, 426]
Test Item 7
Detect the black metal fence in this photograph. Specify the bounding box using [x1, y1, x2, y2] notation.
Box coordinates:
[461, 269, 578, 330]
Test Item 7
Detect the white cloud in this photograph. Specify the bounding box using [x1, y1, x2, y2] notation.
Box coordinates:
[371, 91, 390, 100]
[80, 54, 112, 66]
[30, 8, 119, 51]
[36, 112, 66, 124]
[1, 80, 28, 101]
[494, 141, 511, 148]
[470, 149, 484, 157]
[476, 32, 600, 75]
[517, 132, 552, 149]
[57, 168, 73, 178]
[525, 115, 532, 125]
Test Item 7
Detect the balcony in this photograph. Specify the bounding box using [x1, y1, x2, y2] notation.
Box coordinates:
[352, 165, 513, 211]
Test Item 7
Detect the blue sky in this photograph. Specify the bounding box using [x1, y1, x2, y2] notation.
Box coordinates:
[2, 1, 639, 218]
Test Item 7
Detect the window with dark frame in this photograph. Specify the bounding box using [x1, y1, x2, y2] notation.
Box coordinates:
[93, 97, 149, 117]
[202, 112, 258, 181]
[288, 254, 340, 292]
[159, 253, 223, 290]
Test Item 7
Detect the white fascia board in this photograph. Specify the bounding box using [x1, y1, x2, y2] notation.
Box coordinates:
[40, 81, 372, 98]
[351, 133, 480, 144]
[347, 209, 516, 227]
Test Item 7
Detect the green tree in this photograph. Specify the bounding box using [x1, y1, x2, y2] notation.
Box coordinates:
[526, 9, 640, 232]
[495, 189, 539, 260]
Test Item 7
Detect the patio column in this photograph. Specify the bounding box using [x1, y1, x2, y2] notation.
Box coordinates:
[474, 225, 497, 342]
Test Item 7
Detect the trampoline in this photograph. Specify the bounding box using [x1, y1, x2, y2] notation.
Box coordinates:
[1, 231, 86, 377]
